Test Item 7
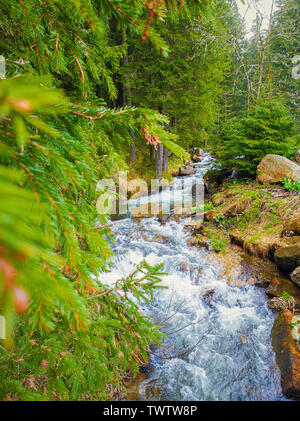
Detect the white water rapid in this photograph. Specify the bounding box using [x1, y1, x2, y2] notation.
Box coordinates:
[100, 155, 285, 401]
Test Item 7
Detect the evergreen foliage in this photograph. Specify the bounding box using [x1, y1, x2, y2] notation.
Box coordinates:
[0, 0, 209, 400]
[120, 0, 231, 149]
[217, 99, 297, 174]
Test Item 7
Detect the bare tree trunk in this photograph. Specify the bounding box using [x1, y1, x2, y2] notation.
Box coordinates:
[150, 145, 155, 160]
[257, 0, 274, 99]
[123, 41, 136, 163]
[163, 146, 168, 172]
[156, 143, 163, 180]
[235, 45, 251, 112]
[130, 142, 136, 162]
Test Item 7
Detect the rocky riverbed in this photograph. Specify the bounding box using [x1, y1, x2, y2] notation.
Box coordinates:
[102, 152, 300, 401]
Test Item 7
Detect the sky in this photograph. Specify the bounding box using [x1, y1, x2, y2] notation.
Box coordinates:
[236, 0, 278, 37]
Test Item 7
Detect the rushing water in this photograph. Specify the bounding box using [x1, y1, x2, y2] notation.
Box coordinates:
[100, 155, 285, 401]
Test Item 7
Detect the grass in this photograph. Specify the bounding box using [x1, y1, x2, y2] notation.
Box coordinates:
[196, 179, 300, 254]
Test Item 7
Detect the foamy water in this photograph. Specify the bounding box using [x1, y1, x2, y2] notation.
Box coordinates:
[98, 156, 284, 401]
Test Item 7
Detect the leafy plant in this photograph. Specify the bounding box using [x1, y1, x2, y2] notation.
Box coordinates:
[190, 202, 214, 215]
[280, 178, 300, 192]
[281, 291, 292, 300]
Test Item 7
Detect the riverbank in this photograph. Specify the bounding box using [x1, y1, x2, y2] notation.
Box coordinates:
[186, 176, 300, 399]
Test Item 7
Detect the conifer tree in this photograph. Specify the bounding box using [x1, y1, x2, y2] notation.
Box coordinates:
[0, 0, 210, 400]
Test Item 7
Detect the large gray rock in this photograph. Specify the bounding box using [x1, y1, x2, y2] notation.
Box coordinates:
[274, 243, 300, 273]
[179, 166, 195, 176]
[188, 148, 204, 163]
[295, 150, 300, 164]
[257, 154, 300, 184]
[291, 266, 300, 288]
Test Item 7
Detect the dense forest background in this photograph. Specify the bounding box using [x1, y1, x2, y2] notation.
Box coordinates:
[0, 0, 299, 400]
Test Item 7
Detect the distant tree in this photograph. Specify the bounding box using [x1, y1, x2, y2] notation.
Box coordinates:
[217, 99, 297, 175]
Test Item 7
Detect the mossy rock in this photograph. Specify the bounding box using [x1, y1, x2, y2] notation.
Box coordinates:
[203, 169, 230, 192]
[211, 192, 225, 207]
[282, 217, 300, 237]
[271, 310, 300, 400]
[223, 198, 252, 217]
[274, 244, 300, 273]
[265, 277, 300, 310]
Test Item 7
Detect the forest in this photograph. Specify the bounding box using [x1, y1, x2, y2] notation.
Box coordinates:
[0, 0, 299, 402]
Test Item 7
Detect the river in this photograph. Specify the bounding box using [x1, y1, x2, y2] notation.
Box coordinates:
[100, 155, 285, 401]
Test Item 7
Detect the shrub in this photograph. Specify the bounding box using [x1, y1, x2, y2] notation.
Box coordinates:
[217, 99, 297, 175]
[280, 178, 300, 192]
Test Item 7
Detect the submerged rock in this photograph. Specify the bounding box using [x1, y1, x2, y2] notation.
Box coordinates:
[130, 203, 163, 219]
[271, 310, 300, 400]
[257, 154, 300, 184]
[274, 244, 300, 273]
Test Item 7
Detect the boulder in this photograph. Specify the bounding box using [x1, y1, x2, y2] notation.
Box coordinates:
[257, 154, 300, 184]
[130, 203, 163, 219]
[223, 198, 251, 217]
[195, 235, 210, 250]
[189, 148, 204, 163]
[295, 150, 300, 164]
[274, 243, 300, 273]
[265, 276, 300, 310]
[192, 155, 203, 163]
[291, 266, 300, 288]
[178, 166, 195, 176]
[203, 169, 230, 193]
[271, 310, 300, 400]
[268, 297, 291, 312]
[282, 217, 300, 237]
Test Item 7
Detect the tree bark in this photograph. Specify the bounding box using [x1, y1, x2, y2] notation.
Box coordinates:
[130, 142, 136, 163]
[150, 145, 155, 160]
[257, 0, 274, 99]
[163, 146, 168, 173]
[156, 143, 163, 180]
[122, 37, 136, 163]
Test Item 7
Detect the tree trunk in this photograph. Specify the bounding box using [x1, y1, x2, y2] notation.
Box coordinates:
[130, 141, 136, 163]
[122, 38, 136, 163]
[257, 0, 274, 99]
[150, 145, 155, 160]
[163, 146, 168, 173]
[156, 143, 163, 180]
